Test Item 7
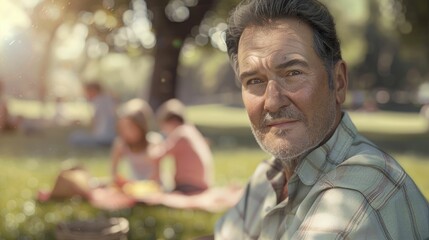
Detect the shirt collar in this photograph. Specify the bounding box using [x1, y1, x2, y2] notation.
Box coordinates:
[295, 112, 357, 185]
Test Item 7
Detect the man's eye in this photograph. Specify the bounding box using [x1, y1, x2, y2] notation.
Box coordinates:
[287, 70, 302, 76]
[246, 79, 263, 86]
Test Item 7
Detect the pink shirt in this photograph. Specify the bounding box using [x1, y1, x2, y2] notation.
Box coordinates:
[163, 124, 213, 190]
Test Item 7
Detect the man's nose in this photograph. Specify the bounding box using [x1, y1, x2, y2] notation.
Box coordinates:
[263, 80, 291, 113]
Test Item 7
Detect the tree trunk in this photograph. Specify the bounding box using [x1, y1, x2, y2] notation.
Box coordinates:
[148, 28, 184, 110]
[146, 0, 216, 110]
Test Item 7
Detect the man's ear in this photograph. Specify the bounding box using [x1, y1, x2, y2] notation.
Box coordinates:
[333, 60, 348, 104]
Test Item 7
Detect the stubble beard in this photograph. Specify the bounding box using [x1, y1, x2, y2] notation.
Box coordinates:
[250, 97, 338, 168]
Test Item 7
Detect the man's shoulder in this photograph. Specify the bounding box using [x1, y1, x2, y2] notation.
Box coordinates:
[315, 151, 429, 238]
[321, 151, 408, 209]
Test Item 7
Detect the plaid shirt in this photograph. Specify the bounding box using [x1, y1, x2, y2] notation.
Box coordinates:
[216, 113, 429, 239]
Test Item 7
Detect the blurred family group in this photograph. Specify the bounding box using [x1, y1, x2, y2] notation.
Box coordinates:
[1, 79, 241, 211]
[40, 81, 214, 202]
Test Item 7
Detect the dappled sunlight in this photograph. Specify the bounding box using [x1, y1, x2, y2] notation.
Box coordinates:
[0, 0, 31, 42]
[54, 23, 88, 61]
[303, 189, 364, 231]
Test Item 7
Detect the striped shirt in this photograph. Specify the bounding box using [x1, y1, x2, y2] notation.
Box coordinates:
[215, 113, 429, 239]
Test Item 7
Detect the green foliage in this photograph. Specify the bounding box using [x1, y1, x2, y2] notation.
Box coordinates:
[398, 0, 429, 54]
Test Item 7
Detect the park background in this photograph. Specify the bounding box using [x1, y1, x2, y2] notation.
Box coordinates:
[0, 0, 428, 239]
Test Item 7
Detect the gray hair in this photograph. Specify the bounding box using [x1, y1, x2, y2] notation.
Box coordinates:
[226, 0, 342, 89]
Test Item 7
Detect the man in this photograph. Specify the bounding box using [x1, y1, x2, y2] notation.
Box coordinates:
[70, 82, 117, 147]
[154, 99, 213, 194]
[215, 0, 429, 239]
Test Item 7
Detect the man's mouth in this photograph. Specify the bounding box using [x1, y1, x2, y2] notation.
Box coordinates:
[265, 119, 299, 128]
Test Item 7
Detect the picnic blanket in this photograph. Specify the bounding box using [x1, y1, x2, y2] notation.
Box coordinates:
[38, 182, 243, 212]
[90, 185, 243, 212]
[134, 185, 243, 213]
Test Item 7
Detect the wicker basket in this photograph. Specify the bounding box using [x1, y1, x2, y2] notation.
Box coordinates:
[55, 217, 129, 240]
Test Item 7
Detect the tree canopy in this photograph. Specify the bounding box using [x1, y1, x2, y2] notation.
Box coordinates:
[0, 0, 427, 108]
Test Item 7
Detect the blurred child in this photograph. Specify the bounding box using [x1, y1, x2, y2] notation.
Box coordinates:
[153, 99, 213, 195]
[110, 98, 161, 185]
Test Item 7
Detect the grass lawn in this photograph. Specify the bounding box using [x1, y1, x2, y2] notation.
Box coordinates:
[0, 126, 267, 240]
[1, 100, 429, 239]
[0, 156, 264, 240]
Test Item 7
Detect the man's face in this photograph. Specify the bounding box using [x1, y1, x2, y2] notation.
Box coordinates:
[237, 18, 345, 161]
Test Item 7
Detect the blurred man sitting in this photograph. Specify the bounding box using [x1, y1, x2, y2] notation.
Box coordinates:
[70, 82, 117, 147]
